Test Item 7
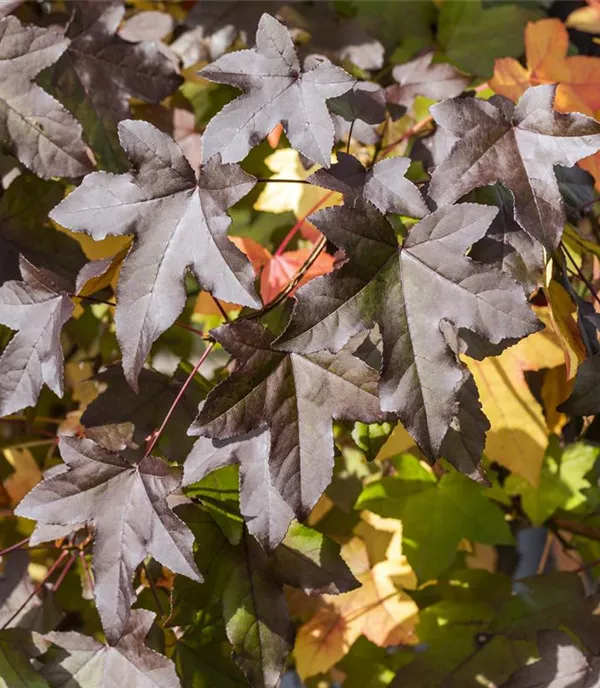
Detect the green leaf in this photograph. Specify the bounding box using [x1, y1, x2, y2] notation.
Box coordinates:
[357, 461, 513, 580]
[184, 465, 244, 546]
[174, 606, 247, 688]
[0, 630, 50, 688]
[437, 1, 540, 76]
[352, 421, 395, 461]
[505, 440, 600, 526]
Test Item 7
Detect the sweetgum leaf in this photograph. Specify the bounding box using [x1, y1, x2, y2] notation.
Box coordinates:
[429, 85, 600, 251]
[198, 13, 355, 166]
[0, 16, 92, 179]
[15, 436, 200, 644]
[0, 175, 86, 288]
[386, 52, 469, 110]
[0, 258, 74, 417]
[190, 320, 386, 523]
[82, 365, 205, 463]
[308, 152, 428, 217]
[40, 610, 181, 688]
[50, 119, 259, 389]
[501, 631, 600, 688]
[277, 201, 539, 458]
[327, 82, 386, 126]
[38, 1, 182, 172]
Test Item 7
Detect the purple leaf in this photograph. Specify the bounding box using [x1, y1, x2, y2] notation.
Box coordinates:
[0, 258, 74, 416]
[277, 202, 540, 458]
[199, 13, 355, 166]
[190, 320, 387, 523]
[50, 120, 259, 389]
[15, 436, 200, 643]
[429, 85, 600, 251]
[0, 16, 92, 179]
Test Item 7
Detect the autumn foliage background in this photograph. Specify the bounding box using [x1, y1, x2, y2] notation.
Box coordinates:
[2, 1, 600, 687]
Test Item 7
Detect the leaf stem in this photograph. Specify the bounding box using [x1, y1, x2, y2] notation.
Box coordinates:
[0, 538, 30, 557]
[52, 553, 77, 592]
[142, 560, 164, 617]
[561, 243, 600, 308]
[79, 551, 95, 592]
[346, 119, 355, 155]
[255, 178, 311, 184]
[143, 342, 216, 458]
[211, 295, 231, 323]
[0, 550, 69, 630]
[274, 191, 334, 257]
[379, 115, 433, 158]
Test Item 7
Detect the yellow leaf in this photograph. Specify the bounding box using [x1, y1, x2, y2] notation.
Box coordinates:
[294, 518, 418, 680]
[541, 365, 572, 434]
[566, 1, 600, 34]
[376, 423, 419, 462]
[3, 449, 42, 506]
[467, 327, 564, 486]
[544, 281, 587, 380]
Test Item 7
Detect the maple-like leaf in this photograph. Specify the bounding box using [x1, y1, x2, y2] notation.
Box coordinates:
[82, 365, 205, 463]
[501, 630, 600, 688]
[491, 19, 600, 118]
[308, 152, 428, 217]
[39, 1, 182, 172]
[428, 85, 600, 251]
[232, 236, 335, 304]
[0, 174, 86, 287]
[295, 522, 418, 680]
[0, 259, 74, 417]
[0, 16, 91, 179]
[40, 610, 181, 688]
[189, 320, 386, 524]
[327, 82, 386, 127]
[386, 52, 469, 110]
[15, 436, 200, 643]
[277, 201, 539, 458]
[50, 120, 260, 389]
[198, 13, 355, 166]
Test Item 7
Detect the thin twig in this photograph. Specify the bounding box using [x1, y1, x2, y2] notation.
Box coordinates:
[579, 197, 600, 213]
[255, 177, 311, 184]
[0, 538, 30, 558]
[537, 532, 553, 574]
[142, 561, 164, 617]
[380, 115, 433, 158]
[175, 321, 210, 339]
[144, 342, 216, 458]
[552, 517, 600, 542]
[247, 235, 327, 319]
[561, 243, 600, 308]
[52, 553, 77, 592]
[274, 191, 334, 256]
[69, 293, 116, 307]
[346, 119, 355, 155]
[211, 295, 231, 323]
[1, 550, 69, 630]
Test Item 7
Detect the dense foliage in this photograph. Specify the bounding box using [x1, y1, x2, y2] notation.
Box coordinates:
[2, 1, 600, 687]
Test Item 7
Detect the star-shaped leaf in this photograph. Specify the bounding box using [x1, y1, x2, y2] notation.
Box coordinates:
[38, 1, 182, 172]
[429, 85, 600, 251]
[190, 320, 387, 522]
[0, 259, 74, 417]
[277, 201, 540, 458]
[15, 436, 201, 643]
[308, 152, 428, 217]
[198, 13, 355, 166]
[0, 16, 92, 179]
[50, 120, 260, 389]
[40, 610, 181, 688]
[386, 52, 469, 110]
[0, 174, 86, 287]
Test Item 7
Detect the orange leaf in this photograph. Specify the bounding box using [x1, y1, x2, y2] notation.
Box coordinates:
[260, 249, 335, 303]
[491, 19, 600, 117]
